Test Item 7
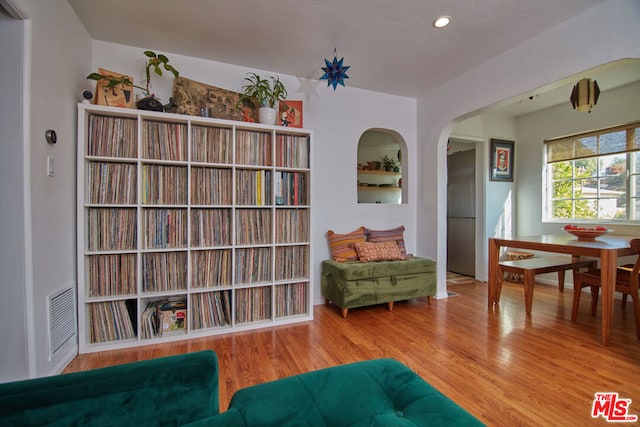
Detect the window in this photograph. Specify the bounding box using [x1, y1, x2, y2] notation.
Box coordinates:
[544, 121, 640, 222]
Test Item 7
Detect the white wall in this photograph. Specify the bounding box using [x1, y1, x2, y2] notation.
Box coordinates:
[90, 41, 418, 305]
[0, 14, 29, 382]
[417, 0, 640, 298]
[5, 0, 92, 380]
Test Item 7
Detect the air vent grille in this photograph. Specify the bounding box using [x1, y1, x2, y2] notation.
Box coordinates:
[49, 287, 76, 355]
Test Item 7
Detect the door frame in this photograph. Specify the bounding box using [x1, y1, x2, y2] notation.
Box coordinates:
[446, 136, 486, 280]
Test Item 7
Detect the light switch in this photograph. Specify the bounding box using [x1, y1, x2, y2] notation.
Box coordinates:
[47, 156, 55, 177]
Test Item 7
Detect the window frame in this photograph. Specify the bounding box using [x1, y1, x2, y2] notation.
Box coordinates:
[543, 120, 640, 224]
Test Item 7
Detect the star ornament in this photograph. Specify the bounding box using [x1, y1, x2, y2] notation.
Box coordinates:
[320, 56, 350, 90]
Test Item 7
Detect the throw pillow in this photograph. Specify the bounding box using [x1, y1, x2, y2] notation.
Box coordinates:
[365, 225, 407, 257]
[354, 241, 403, 262]
[327, 226, 366, 262]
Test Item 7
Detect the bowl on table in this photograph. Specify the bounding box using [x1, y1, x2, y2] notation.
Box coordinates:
[562, 225, 610, 241]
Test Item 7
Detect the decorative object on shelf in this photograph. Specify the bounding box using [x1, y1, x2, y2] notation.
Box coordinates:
[86, 50, 179, 112]
[173, 76, 258, 121]
[366, 161, 381, 170]
[381, 155, 397, 171]
[570, 78, 600, 113]
[489, 138, 514, 182]
[89, 68, 134, 108]
[81, 90, 93, 104]
[320, 48, 350, 90]
[279, 100, 303, 128]
[239, 72, 287, 125]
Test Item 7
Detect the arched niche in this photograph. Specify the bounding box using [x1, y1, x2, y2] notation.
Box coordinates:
[357, 128, 407, 204]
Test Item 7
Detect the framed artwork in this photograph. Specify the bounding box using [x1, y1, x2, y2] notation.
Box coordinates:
[490, 139, 514, 182]
[172, 76, 259, 122]
[94, 68, 134, 108]
[279, 100, 303, 128]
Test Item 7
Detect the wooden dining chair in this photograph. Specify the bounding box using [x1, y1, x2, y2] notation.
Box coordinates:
[571, 238, 640, 339]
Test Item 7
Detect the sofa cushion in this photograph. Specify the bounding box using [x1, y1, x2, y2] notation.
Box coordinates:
[0, 351, 219, 427]
[181, 407, 246, 426]
[355, 241, 403, 262]
[365, 225, 408, 257]
[327, 226, 366, 262]
[226, 358, 483, 427]
[322, 257, 436, 281]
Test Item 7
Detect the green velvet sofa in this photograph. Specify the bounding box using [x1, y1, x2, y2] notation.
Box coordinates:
[0, 350, 484, 426]
[321, 257, 437, 317]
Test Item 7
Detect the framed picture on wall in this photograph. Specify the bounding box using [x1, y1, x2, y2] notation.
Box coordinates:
[490, 139, 514, 182]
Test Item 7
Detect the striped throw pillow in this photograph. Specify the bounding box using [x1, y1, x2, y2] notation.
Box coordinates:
[327, 226, 366, 262]
[365, 225, 407, 257]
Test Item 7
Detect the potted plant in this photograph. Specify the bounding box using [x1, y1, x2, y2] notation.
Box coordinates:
[239, 72, 287, 124]
[382, 155, 397, 172]
[87, 50, 179, 112]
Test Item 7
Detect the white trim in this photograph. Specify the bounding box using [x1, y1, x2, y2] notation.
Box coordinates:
[22, 17, 36, 378]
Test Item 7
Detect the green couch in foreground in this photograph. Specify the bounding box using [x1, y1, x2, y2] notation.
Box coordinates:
[0, 350, 484, 426]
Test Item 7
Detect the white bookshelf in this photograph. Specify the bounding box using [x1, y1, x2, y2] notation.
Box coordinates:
[77, 103, 312, 353]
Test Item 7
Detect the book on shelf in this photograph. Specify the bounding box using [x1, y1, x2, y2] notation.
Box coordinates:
[141, 297, 187, 339]
[190, 290, 232, 329]
[88, 300, 136, 343]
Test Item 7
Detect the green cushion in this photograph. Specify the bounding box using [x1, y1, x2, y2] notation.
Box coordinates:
[227, 358, 484, 427]
[0, 351, 219, 427]
[321, 257, 436, 281]
[181, 408, 246, 426]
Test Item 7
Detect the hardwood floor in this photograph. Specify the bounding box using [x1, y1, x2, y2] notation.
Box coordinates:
[64, 278, 640, 426]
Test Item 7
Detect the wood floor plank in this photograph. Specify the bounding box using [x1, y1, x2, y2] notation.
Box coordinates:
[64, 279, 640, 426]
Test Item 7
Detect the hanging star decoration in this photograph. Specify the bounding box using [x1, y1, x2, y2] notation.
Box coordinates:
[320, 49, 350, 90]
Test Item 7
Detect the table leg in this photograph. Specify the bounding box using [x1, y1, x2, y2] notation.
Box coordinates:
[600, 249, 616, 346]
[488, 238, 501, 307]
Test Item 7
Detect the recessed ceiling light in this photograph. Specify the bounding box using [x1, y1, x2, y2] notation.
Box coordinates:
[433, 15, 451, 29]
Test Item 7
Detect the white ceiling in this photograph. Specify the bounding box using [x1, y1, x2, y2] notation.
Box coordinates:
[67, 0, 638, 116]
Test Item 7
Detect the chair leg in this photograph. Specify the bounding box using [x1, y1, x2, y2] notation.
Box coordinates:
[572, 281, 582, 321]
[523, 270, 536, 315]
[630, 292, 640, 340]
[622, 294, 628, 310]
[590, 286, 599, 317]
[496, 267, 504, 304]
[557, 270, 565, 292]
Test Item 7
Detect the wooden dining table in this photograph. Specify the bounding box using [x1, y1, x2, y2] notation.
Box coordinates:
[488, 233, 636, 345]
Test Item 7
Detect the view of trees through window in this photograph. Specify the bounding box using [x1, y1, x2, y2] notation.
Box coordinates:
[545, 123, 640, 222]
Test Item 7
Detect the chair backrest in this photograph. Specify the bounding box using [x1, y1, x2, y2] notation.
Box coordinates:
[629, 238, 640, 292]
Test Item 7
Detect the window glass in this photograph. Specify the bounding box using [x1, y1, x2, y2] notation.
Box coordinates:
[544, 122, 640, 222]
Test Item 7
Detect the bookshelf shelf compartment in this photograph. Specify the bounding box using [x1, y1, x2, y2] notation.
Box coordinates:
[78, 104, 312, 353]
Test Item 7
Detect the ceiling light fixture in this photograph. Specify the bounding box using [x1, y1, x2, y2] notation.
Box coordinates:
[570, 78, 600, 113]
[433, 15, 451, 29]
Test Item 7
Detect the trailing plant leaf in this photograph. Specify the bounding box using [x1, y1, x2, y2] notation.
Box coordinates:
[86, 50, 179, 97]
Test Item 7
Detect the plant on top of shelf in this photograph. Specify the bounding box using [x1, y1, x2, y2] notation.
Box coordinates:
[86, 50, 179, 112]
[381, 155, 398, 171]
[239, 72, 287, 124]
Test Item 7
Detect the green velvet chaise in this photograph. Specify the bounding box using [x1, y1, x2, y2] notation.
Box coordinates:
[0, 350, 484, 426]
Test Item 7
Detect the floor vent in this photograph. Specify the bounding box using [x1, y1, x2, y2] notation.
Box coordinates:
[49, 287, 76, 355]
